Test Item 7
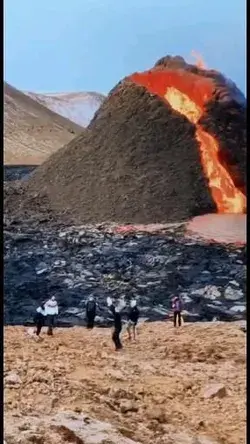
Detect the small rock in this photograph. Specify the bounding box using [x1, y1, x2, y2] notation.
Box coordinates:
[203, 383, 227, 399]
[180, 294, 193, 303]
[197, 420, 206, 428]
[35, 262, 48, 275]
[229, 305, 246, 313]
[109, 388, 128, 399]
[106, 369, 125, 381]
[82, 270, 93, 277]
[51, 397, 59, 408]
[234, 320, 246, 330]
[120, 400, 138, 414]
[5, 372, 22, 385]
[18, 422, 31, 431]
[54, 259, 66, 267]
[146, 407, 167, 423]
[63, 278, 74, 288]
[59, 231, 66, 238]
[193, 285, 221, 300]
[229, 280, 240, 287]
[224, 287, 243, 301]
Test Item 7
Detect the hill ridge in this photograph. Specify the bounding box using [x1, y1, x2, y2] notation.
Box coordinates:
[4, 82, 82, 165]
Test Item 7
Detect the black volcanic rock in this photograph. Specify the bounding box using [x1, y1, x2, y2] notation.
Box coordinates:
[4, 223, 246, 326]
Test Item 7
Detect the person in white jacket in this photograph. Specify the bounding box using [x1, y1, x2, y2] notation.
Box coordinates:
[44, 296, 59, 336]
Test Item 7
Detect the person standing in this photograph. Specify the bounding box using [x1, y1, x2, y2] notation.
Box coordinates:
[33, 301, 46, 336]
[127, 299, 140, 341]
[86, 296, 97, 329]
[171, 296, 183, 327]
[107, 297, 123, 351]
[44, 296, 59, 335]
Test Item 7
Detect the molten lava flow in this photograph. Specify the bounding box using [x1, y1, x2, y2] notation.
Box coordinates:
[164, 87, 202, 124]
[165, 88, 246, 213]
[128, 71, 246, 213]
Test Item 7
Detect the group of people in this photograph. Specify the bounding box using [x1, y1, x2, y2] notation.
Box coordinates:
[34, 296, 59, 336]
[34, 293, 183, 350]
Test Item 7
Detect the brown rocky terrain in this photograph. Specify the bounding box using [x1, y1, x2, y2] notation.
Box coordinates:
[4, 321, 246, 444]
[4, 82, 82, 165]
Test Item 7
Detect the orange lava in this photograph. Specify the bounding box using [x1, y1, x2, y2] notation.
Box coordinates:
[128, 70, 246, 214]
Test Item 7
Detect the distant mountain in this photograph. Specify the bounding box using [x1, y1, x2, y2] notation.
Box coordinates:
[4, 82, 82, 165]
[25, 91, 106, 127]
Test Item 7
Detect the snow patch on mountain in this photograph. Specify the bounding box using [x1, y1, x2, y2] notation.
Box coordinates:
[25, 91, 105, 127]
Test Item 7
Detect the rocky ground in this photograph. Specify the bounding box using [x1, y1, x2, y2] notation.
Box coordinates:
[4, 322, 246, 444]
[4, 221, 246, 326]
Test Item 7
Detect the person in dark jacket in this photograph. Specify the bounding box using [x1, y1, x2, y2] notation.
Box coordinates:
[33, 302, 46, 336]
[86, 296, 97, 329]
[127, 299, 139, 341]
[107, 297, 124, 351]
[171, 296, 183, 327]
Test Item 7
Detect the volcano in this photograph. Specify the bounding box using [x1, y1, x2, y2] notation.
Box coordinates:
[7, 55, 246, 224]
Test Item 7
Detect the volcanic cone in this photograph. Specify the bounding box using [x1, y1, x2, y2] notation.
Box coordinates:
[6, 56, 246, 224]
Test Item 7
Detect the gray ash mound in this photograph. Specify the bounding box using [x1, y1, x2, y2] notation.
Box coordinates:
[5, 56, 246, 225]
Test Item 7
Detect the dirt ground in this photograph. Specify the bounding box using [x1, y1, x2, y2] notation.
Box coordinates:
[4, 322, 246, 444]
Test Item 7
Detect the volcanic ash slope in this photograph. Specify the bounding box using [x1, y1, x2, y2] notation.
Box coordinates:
[6, 56, 246, 224]
[4, 82, 82, 165]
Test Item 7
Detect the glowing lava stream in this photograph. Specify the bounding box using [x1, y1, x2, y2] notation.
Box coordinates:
[128, 71, 246, 213]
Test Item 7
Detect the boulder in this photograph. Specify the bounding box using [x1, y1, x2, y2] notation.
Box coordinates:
[120, 400, 138, 414]
[203, 383, 227, 399]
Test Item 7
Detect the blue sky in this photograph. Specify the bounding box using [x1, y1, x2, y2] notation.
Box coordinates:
[4, 0, 246, 95]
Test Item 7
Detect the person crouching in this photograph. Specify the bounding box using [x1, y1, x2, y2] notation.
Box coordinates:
[127, 299, 139, 341]
[44, 296, 59, 335]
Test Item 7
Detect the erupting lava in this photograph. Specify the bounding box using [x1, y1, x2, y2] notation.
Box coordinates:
[128, 70, 246, 213]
